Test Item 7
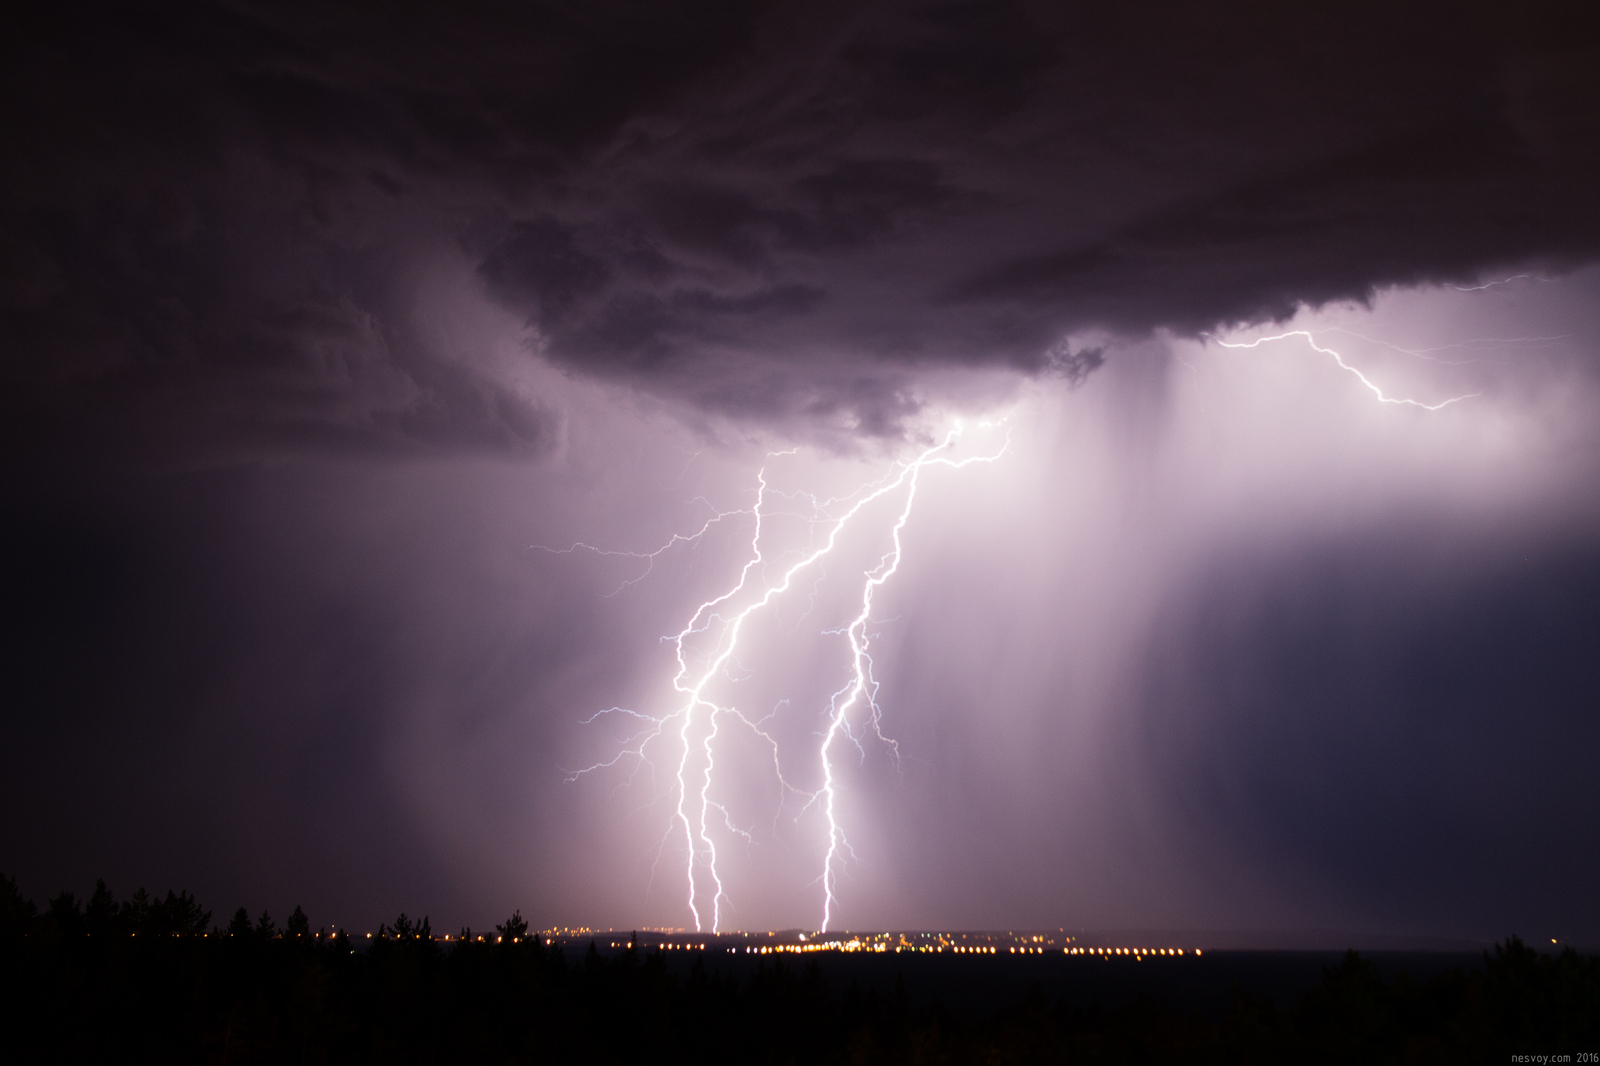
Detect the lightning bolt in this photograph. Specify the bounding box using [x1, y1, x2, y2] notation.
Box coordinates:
[563, 421, 1009, 932]
[819, 445, 948, 929]
[1207, 330, 1479, 409]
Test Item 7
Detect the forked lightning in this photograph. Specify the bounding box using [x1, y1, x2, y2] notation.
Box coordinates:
[562, 424, 1008, 932]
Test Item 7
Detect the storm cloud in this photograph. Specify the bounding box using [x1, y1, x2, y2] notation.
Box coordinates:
[6, 0, 1599, 450]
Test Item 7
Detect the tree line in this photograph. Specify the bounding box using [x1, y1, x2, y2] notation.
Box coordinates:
[2, 872, 1596, 1063]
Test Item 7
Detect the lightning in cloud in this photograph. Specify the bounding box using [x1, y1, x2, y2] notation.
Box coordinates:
[1448, 273, 1552, 292]
[535, 499, 753, 597]
[1322, 326, 1570, 365]
[1207, 330, 1479, 409]
[562, 421, 1009, 932]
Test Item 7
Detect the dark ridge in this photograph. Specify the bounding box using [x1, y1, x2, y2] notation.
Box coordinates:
[3, 873, 1596, 1062]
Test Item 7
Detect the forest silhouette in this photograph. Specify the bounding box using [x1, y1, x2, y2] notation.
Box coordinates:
[2, 872, 1596, 1063]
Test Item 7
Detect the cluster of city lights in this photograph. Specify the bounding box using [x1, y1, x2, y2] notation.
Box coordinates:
[88, 929, 1195, 959]
[113, 924, 1206, 961]
[581, 930, 1203, 959]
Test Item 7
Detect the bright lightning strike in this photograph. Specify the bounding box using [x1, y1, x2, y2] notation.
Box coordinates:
[1207, 330, 1479, 410]
[562, 421, 1010, 932]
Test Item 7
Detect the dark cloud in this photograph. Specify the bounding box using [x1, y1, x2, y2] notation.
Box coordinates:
[947, 124, 1600, 331]
[5, 0, 1598, 449]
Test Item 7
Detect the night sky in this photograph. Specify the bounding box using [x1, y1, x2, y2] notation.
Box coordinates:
[4, 1, 1598, 943]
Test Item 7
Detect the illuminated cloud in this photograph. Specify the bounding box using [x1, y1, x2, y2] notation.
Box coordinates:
[5, 2, 1598, 449]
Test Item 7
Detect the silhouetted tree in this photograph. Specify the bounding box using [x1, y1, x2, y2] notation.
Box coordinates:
[46, 891, 82, 938]
[0, 873, 36, 940]
[85, 880, 116, 937]
[495, 910, 528, 943]
[284, 905, 310, 939]
[158, 890, 210, 935]
[1296, 949, 1390, 1061]
[120, 887, 150, 930]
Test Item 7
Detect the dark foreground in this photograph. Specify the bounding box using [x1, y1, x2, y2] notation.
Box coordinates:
[2, 878, 1596, 1064]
